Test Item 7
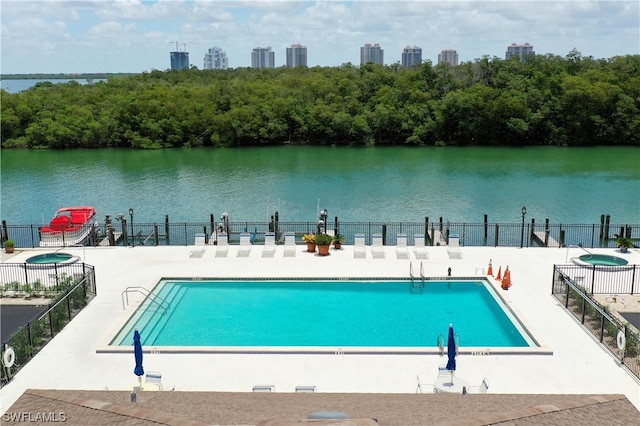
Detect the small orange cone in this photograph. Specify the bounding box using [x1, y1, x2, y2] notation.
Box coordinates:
[487, 259, 493, 277]
[501, 266, 511, 290]
[495, 266, 502, 280]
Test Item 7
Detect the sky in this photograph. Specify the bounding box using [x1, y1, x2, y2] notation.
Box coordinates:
[1, 0, 638, 74]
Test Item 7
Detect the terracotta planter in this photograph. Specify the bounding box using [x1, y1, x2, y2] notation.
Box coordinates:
[333, 242, 342, 250]
[4, 246, 14, 254]
[317, 244, 331, 256]
[306, 242, 317, 252]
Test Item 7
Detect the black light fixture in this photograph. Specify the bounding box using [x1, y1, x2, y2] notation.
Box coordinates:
[520, 206, 527, 248]
[129, 208, 134, 247]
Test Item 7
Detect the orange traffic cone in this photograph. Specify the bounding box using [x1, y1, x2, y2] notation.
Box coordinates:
[501, 266, 511, 290]
[487, 259, 493, 277]
[495, 266, 502, 280]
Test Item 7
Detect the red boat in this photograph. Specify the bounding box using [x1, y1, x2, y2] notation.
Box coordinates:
[39, 206, 97, 247]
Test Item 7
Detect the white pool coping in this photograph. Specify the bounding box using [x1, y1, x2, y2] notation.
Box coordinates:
[1, 244, 639, 413]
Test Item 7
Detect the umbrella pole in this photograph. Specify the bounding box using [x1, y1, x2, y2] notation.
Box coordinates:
[450, 371, 454, 385]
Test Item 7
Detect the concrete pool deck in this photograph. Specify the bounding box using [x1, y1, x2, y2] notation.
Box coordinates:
[1, 244, 639, 422]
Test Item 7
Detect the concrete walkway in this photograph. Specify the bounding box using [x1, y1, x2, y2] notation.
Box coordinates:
[1, 244, 639, 417]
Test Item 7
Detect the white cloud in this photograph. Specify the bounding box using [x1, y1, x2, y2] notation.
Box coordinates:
[0, 0, 637, 73]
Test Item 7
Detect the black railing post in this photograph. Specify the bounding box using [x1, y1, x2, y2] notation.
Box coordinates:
[165, 215, 170, 245]
[494, 224, 499, 247]
[48, 309, 54, 338]
[154, 225, 159, 246]
[27, 322, 34, 357]
[544, 219, 550, 247]
[483, 214, 488, 245]
[1, 220, 8, 242]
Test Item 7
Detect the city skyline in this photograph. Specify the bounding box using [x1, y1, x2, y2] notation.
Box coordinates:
[1, 1, 638, 74]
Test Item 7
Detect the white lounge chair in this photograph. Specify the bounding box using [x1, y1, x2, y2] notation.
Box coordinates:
[353, 233, 366, 258]
[189, 233, 207, 258]
[447, 234, 463, 259]
[145, 371, 163, 391]
[396, 233, 410, 259]
[295, 385, 316, 393]
[371, 233, 385, 258]
[238, 232, 251, 257]
[262, 232, 276, 257]
[467, 377, 489, 394]
[215, 232, 229, 257]
[283, 232, 296, 257]
[413, 234, 429, 259]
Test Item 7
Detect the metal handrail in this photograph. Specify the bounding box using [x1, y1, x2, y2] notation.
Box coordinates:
[409, 262, 424, 291]
[122, 286, 170, 312]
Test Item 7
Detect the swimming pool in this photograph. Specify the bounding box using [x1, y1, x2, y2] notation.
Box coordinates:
[110, 279, 538, 351]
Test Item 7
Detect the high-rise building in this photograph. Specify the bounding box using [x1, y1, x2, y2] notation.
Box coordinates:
[438, 49, 459, 66]
[505, 43, 534, 62]
[401, 46, 422, 67]
[360, 43, 384, 65]
[251, 47, 275, 69]
[203, 46, 229, 70]
[286, 44, 307, 67]
[170, 51, 189, 70]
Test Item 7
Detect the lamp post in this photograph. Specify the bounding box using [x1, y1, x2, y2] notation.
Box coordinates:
[319, 209, 328, 234]
[520, 206, 527, 248]
[129, 208, 134, 247]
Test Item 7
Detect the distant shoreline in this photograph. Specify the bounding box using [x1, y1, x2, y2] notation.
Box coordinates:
[1, 73, 133, 80]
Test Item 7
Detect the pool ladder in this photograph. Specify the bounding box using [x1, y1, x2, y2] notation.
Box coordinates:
[122, 286, 170, 313]
[409, 261, 425, 293]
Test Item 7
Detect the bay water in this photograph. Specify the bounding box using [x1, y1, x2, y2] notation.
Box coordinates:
[1, 146, 638, 226]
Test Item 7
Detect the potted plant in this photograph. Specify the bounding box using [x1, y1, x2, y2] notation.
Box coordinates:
[616, 236, 634, 253]
[315, 233, 333, 256]
[332, 234, 345, 249]
[302, 233, 316, 252]
[4, 240, 14, 254]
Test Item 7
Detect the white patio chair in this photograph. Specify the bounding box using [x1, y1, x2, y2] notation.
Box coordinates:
[262, 232, 276, 257]
[145, 371, 163, 391]
[215, 232, 229, 257]
[252, 384, 275, 392]
[283, 232, 296, 257]
[416, 375, 436, 393]
[396, 233, 410, 259]
[295, 385, 317, 392]
[467, 377, 489, 394]
[413, 234, 429, 260]
[353, 233, 366, 258]
[237, 232, 252, 257]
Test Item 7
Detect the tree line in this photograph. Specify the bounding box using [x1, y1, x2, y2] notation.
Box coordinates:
[2, 51, 639, 149]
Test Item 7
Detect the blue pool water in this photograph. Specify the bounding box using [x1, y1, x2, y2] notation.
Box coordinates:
[112, 280, 534, 347]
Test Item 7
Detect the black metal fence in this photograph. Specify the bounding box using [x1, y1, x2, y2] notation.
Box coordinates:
[2, 218, 639, 249]
[0, 263, 96, 388]
[553, 264, 639, 295]
[552, 265, 640, 381]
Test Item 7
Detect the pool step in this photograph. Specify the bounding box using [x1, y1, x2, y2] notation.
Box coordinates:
[143, 285, 189, 345]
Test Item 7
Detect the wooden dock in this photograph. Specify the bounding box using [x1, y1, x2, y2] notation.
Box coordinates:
[532, 231, 560, 247]
[99, 232, 123, 246]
